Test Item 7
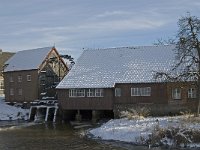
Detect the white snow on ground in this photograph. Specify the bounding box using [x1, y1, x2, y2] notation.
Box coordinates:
[0, 96, 29, 120]
[89, 116, 200, 148]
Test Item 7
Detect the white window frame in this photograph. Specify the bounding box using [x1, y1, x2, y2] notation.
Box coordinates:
[87, 89, 95, 97]
[18, 75, 22, 82]
[77, 89, 85, 97]
[115, 88, 121, 97]
[172, 88, 181, 100]
[27, 75, 31, 81]
[188, 88, 196, 99]
[131, 88, 140, 96]
[69, 89, 85, 97]
[18, 88, 22, 96]
[131, 87, 151, 96]
[69, 89, 76, 97]
[10, 88, 14, 96]
[95, 89, 104, 97]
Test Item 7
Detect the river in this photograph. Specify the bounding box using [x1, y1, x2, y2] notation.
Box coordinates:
[0, 121, 178, 150]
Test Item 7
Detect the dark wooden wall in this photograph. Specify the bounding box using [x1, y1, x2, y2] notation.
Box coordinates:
[114, 83, 168, 104]
[57, 89, 113, 110]
[4, 70, 38, 102]
[57, 82, 198, 112]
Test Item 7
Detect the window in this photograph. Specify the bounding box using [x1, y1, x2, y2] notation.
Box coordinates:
[77, 89, 85, 97]
[18, 75, 22, 82]
[132, 88, 140, 96]
[69, 89, 104, 97]
[10, 76, 14, 82]
[27, 75, 31, 81]
[69, 89, 76, 97]
[87, 89, 104, 97]
[69, 89, 85, 97]
[95, 89, 104, 97]
[87, 89, 95, 97]
[18, 89, 22, 95]
[115, 88, 121, 97]
[131, 87, 151, 96]
[188, 88, 196, 98]
[172, 88, 181, 99]
[10, 88, 14, 96]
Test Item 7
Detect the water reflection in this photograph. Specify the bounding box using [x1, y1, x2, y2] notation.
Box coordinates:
[0, 122, 176, 150]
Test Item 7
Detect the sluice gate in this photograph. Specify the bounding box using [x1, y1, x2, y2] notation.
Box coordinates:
[29, 100, 58, 122]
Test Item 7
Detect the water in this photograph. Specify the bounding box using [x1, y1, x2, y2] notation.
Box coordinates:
[0, 121, 175, 150]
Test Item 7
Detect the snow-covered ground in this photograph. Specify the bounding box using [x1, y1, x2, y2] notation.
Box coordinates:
[89, 116, 200, 148]
[0, 96, 29, 120]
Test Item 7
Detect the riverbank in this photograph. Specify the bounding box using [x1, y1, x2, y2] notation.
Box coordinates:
[0, 96, 29, 120]
[88, 116, 200, 149]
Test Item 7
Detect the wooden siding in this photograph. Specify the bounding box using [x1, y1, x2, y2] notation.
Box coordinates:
[57, 89, 113, 110]
[4, 70, 39, 102]
[114, 83, 168, 104]
[57, 82, 198, 112]
[166, 81, 197, 104]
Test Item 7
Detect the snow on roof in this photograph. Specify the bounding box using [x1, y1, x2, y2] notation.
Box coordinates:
[57, 45, 176, 89]
[4, 47, 52, 72]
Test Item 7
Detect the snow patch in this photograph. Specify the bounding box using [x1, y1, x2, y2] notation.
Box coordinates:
[89, 116, 200, 148]
[0, 97, 29, 121]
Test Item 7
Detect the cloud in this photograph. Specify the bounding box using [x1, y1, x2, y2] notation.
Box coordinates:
[96, 11, 131, 18]
[8, 16, 167, 38]
[1, 0, 200, 59]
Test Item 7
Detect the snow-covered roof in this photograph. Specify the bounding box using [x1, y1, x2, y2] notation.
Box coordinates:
[4, 47, 52, 72]
[57, 45, 176, 89]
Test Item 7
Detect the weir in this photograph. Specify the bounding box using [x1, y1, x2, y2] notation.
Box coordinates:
[29, 100, 58, 122]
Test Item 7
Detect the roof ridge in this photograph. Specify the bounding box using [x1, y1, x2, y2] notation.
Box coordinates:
[17, 46, 53, 53]
[84, 44, 175, 51]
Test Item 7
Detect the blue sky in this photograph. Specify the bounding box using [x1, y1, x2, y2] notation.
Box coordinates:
[0, 0, 200, 59]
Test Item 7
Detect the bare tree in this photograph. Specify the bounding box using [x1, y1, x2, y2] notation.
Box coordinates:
[153, 38, 176, 46]
[155, 13, 200, 115]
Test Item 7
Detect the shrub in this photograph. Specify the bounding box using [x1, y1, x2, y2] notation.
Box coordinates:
[119, 106, 150, 119]
[148, 126, 198, 148]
